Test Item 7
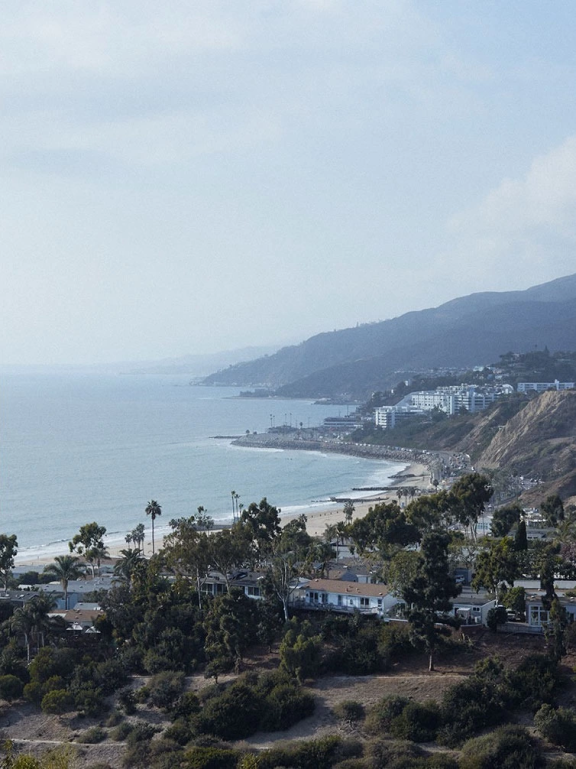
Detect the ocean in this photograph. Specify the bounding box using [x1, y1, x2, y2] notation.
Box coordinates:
[0, 371, 403, 559]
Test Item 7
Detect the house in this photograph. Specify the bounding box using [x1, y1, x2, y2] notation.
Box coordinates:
[298, 578, 403, 618]
[451, 591, 496, 625]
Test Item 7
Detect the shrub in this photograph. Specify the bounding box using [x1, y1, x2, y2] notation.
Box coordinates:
[41, 689, 75, 715]
[181, 746, 239, 769]
[196, 683, 264, 740]
[78, 726, 107, 744]
[118, 687, 137, 714]
[73, 685, 107, 717]
[390, 700, 441, 742]
[534, 704, 576, 752]
[126, 722, 159, 745]
[459, 725, 545, 769]
[172, 691, 201, 720]
[164, 718, 194, 746]
[0, 674, 24, 700]
[365, 695, 410, 733]
[260, 683, 315, 732]
[96, 658, 130, 695]
[504, 654, 560, 711]
[112, 721, 134, 741]
[438, 677, 504, 747]
[148, 670, 185, 710]
[106, 709, 123, 727]
[333, 700, 365, 724]
[258, 735, 344, 769]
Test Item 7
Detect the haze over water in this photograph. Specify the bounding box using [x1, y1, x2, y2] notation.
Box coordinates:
[0, 372, 402, 554]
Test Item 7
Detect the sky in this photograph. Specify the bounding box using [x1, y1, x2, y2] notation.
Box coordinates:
[2, 1, 576, 365]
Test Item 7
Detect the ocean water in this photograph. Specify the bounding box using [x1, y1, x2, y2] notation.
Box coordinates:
[0, 372, 403, 558]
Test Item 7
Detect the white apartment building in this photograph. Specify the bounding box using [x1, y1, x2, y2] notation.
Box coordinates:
[374, 383, 513, 428]
[517, 380, 575, 393]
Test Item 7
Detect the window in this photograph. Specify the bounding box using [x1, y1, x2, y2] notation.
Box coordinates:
[246, 586, 260, 597]
[360, 597, 370, 607]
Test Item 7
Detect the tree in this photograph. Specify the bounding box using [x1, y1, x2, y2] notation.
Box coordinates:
[9, 594, 56, 662]
[514, 519, 528, 551]
[491, 504, 522, 538]
[69, 522, 107, 578]
[238, 498, 281, 566]
[208, 529, 247, 591]
[541, 494, 565, 528]
[145, 500, 162, 555]
[163, 517, 212, 607]
[113, 548, 144, 587]
[132, 523, 145, 549]
[43, 555, 83, 610]
[0, 534, 18, 590]
[450, 473, 493, 541]
[343, 500, 355, 525]
[472, 538, 519, 601]
[204, 591, 258, 676]
[403, 531, 461, 671]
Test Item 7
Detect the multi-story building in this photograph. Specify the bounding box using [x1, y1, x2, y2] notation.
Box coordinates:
[517, 380, 575, 393]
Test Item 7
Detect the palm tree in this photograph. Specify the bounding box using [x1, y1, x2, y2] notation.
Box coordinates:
[43, 555, 83, 610]
[10, 594, 55, 661]
[113, 548, 144, 585]
[145, 500, 162, 555]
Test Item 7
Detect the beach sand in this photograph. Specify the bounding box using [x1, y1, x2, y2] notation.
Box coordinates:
[14, 462, 430, 569]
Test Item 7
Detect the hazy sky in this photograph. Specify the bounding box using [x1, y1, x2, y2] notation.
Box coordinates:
[2, 1, 576, 365]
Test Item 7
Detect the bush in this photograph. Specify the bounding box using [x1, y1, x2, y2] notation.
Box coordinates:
[534, 704, 576, 752]
[181, 746, 239, 769]
[118, 687, 137, 715]
[106, 709, 123, 727]
[164, 718, 194, 746]
[438, 677, 504, 747]
[172, 691, 201, 720]
[260, 683, 315, 732]
[390, 700, 441, 742]
[333, 700, 365, 724]
[41, 689, 75, 715]
[504, 654, 560, 711]
[459, 725, 545, 769]
[148, 670, 185, 710]
[365, 695, 410, 733]
[258, 736, 345, 769]
[0, 674, 24, 700]
[196, 683, 264, 740]
[112, 721, 134, 741]
[126, 721, 159, 745]
[78, 726, 107, 744]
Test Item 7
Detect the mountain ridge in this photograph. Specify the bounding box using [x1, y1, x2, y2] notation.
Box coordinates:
[201, 274, 576, 398]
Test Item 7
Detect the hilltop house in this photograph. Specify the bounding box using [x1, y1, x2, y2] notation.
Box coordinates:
[298, 578, 403, 618]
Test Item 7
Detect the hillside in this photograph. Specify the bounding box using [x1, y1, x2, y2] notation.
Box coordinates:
[201, 273, 576, 399]
[474, 389, 576, 503]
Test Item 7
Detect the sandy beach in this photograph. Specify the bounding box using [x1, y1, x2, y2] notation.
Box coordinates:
[14, 461, 430, 569]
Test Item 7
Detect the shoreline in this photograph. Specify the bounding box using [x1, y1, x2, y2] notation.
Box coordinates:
[14, 460, 430, 568]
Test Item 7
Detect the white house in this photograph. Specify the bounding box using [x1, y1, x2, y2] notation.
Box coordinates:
[300, 578, 402, 618]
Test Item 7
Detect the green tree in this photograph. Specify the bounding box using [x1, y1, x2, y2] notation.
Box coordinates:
[0, 534, 18, 590]
[279, 619, 322, 682]
[450, 473, 493, 541]
[343, 500, 355, 525]
[113, 548, 144, 587]
[403, 531, 461, 671]
[238, 498, 281, 566]
[541, 494, 565, 528]
[204, 591, 257, 676]
[69, 522, 107, 578]
[9, 595, 56, 662]
[164, 518, 212, 607]
[43, 555, 83, 610]
[472, 537, 519, 600]
[491, 504, 522, 538]
[145, 500, 162, 555]
[514, 519, 528, 551]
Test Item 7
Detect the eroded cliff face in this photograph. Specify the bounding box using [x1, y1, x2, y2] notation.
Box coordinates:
[475, 390, 576, 503]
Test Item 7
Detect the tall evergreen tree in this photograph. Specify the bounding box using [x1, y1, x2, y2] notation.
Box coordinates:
[403, 531, 461, 671]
